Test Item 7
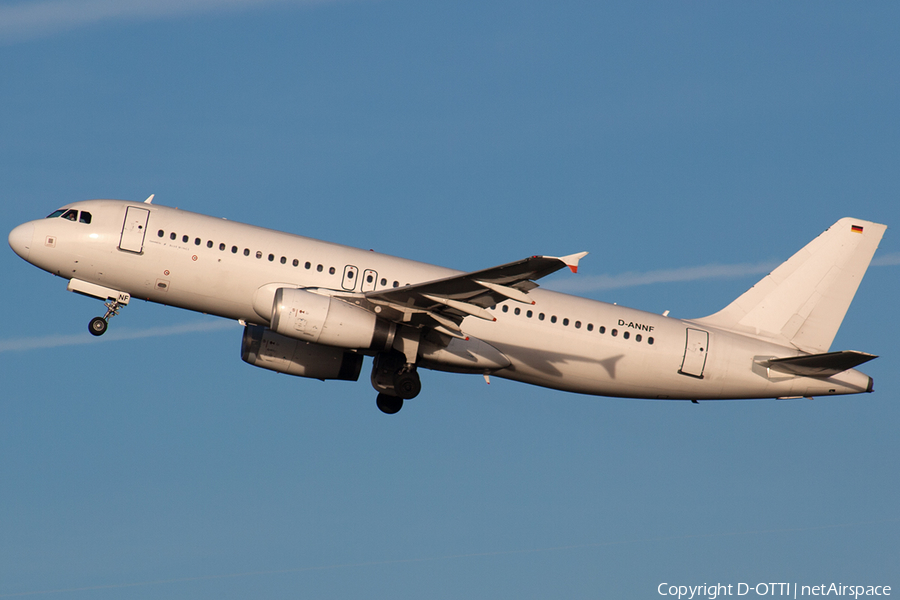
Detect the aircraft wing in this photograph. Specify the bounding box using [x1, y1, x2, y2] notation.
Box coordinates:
[355, 252, 588, 338]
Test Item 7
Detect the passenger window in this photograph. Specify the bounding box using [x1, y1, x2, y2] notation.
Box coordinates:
[539, 313, 545, 321]
[612, 329, 618, 337]
[220, 243, 226, 251]
[62, 209, 78, 221]
[317, 264, 323, 272]
[158, 230, 164, 237]
[305, 262, 311, 269]
[293, 259, 299, 267]
[599, 326, 606, 334]
[514, 307, 520, 315]
[256, 251, 263, 259]
[502, 305, 509, 313]
[575, 321, 581, 329]
[47, 209, 66, 218]
[563, 318, 569, 326]
[232, 246, 238, 254]
[527, 310, 533, 318]
[636, 334, 642, 342]
[207, 240, 213, 248]
[623, 331, 630, 340]
[329, 267, 335, 274]
[393, 281, 399, 288]
[380, 278, 387, 286]
[268, 254, 274, 261]
[183, 235, 189, 243]
[648, 337, 654, 345]
[244, 248, 250, 256]
[551, 316, 557, 323]
[79, 212, 92, 224]
[195, 238, 201, 246]
[170, 232, 176, 240]
[587, 323, 593, 331]
[280, 256, 286, 264]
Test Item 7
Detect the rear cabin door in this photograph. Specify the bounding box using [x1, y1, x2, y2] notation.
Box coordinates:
[679, 328, 709, 378]
[119, 206, 150, 253]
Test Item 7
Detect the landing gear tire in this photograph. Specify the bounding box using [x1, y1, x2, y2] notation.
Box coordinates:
[393, 369, 422, 400]
[376, 393, 403, 415]
[89, 317, 108, 336]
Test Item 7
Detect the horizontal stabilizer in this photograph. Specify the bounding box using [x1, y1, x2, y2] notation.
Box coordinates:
[764, 350, 877, 377]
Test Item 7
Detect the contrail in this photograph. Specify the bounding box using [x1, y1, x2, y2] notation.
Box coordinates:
[0, 0, 341, 44]
[0, 518, 895, 597]
[546, 260, 779, 293]
[548, 252, 900, 294]
[872, 251, 900, 267]
[0, 320, 238, 353]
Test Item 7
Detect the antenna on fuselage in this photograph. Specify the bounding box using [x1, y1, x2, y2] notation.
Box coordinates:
[144, 194, 155, 204]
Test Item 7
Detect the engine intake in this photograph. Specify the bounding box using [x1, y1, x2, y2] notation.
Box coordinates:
[241, 324, 363, 381]
[270, 288, 394, 350]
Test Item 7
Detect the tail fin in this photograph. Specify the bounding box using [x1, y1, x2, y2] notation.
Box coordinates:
[695, 217, 886, 353]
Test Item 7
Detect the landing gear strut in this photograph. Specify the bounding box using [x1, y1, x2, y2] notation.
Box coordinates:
[88, 297, 125, 337]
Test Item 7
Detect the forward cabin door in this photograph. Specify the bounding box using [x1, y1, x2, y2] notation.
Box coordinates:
[119, 206, 150, 253]
[679, 328, 709, 378]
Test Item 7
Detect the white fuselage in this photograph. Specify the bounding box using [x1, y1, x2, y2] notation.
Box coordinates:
[10, 200, 873, 401]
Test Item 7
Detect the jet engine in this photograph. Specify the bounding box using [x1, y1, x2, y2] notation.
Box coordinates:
[241, 324, 363, 381]
[270, 288, 395, 350]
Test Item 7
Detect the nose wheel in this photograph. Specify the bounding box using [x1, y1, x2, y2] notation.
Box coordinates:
[88, 297, 125, 337]
[89, 317, 108, 336]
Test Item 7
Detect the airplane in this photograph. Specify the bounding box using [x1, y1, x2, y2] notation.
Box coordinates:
[8, 196, 886, 414]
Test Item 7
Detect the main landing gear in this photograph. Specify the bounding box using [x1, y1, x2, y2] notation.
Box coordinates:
[88, 297, 126, 337]
[371, 352, 422, 414]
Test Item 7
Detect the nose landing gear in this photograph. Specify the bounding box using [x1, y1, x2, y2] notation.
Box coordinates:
[88, 297, 126, 337]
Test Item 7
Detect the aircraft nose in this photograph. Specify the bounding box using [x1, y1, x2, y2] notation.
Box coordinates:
[8, 222, 34, 260]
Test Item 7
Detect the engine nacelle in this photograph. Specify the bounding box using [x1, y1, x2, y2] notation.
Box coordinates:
[270, 288, 394, 350]
[241, 324, 363, 381]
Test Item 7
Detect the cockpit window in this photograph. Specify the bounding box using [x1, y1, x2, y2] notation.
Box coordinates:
[45, 208, 93, 223]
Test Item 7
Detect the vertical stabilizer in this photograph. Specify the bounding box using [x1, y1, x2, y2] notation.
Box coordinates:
[695, 218, 886, 353]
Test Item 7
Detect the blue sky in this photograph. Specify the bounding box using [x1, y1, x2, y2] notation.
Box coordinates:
[2, 1, 898, 598]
